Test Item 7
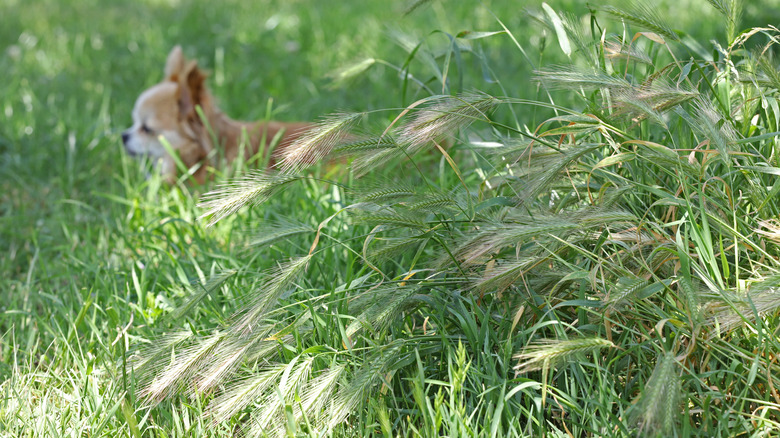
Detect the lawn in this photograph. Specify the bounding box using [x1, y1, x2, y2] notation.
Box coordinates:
[3, 0, 780, 436]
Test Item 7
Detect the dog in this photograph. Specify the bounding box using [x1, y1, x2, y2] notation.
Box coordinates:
[122, 46, 311, 183]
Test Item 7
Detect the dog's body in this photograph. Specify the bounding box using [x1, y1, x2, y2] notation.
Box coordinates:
[122, 46, 310, 183]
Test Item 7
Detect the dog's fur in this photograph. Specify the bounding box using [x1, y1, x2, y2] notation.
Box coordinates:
[122, 46, 310, 183]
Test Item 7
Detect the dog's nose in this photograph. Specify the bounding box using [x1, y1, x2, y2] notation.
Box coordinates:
[121, 132, 130, 145]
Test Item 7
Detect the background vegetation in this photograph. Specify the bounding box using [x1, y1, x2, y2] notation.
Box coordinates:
[3, 0, 780, 436]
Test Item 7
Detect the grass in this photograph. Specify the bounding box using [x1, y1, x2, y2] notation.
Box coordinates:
[3, 0, 780, 436]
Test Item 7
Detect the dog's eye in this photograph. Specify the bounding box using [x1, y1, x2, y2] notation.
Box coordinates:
[141, 124, 154, 134]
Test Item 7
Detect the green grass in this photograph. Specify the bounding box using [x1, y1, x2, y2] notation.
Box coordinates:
[3, 0, 780, 436]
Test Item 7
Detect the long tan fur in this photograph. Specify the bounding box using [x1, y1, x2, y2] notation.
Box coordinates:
[122, 46, 310, 183]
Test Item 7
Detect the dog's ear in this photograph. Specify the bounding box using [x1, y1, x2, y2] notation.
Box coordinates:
[176, 60, 208, 121]
[165, 45, 186, 80]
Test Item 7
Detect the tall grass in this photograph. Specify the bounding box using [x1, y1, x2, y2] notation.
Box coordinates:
[137, 1, 780, 437]
[3, 0, 780, 437]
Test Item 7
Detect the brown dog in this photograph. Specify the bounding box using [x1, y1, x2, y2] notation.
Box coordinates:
[122, 46, 310, 183]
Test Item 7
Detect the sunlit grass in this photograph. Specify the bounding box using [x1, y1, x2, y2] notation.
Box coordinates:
[3, 0, 780, 437]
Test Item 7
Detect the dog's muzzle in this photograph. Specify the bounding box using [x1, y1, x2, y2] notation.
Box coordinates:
[121, 131, 142, 157]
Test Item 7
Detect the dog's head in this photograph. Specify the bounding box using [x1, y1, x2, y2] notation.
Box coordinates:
[122, 46, 213, 178]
